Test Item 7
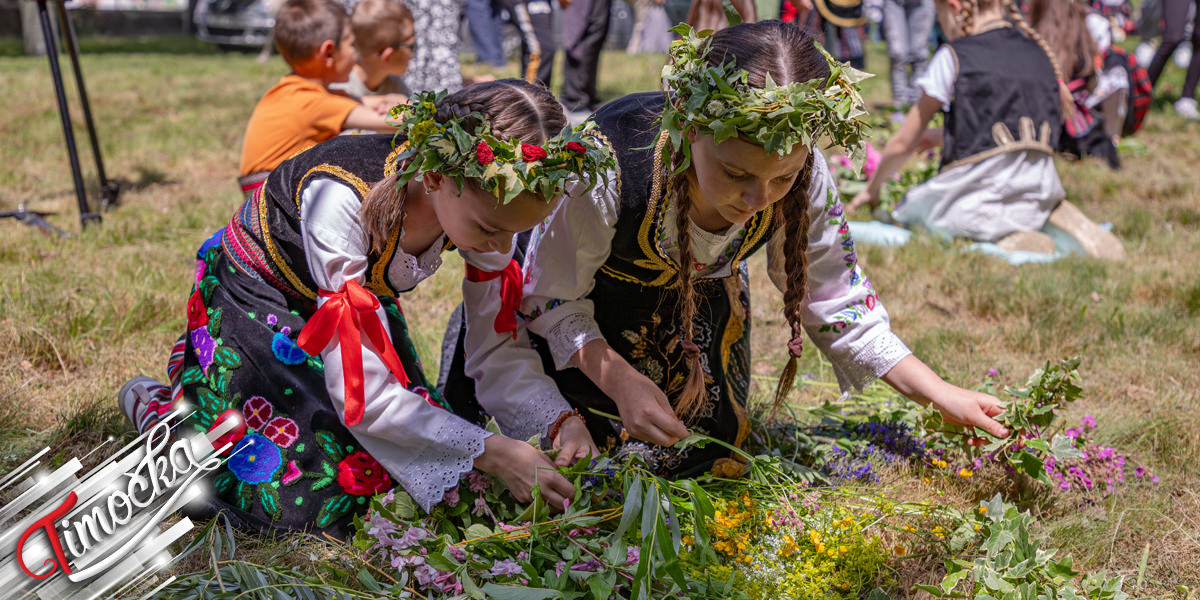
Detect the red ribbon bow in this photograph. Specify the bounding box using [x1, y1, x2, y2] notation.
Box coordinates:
[297, 280, 411, 427]
[465, 258, 523, 339]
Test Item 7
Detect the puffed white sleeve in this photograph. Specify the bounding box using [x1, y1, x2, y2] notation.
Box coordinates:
[300, 178, 491, 512]
[458, 244, 574, 442]
[520, 169, 622, 370]
[767, 150, 912, 391]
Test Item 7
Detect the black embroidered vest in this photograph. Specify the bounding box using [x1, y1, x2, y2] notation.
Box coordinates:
[940, 26, 1061, 170]
[222, 134, 409, 308]
[591, 93, 777, 290]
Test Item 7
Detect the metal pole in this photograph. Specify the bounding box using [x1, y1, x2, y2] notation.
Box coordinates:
[36, 0, 98, 229]
[55, 0, 119, 211]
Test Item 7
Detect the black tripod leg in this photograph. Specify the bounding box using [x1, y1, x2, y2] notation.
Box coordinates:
[37, 0, 99, 229]
[55, 0, 117, 211]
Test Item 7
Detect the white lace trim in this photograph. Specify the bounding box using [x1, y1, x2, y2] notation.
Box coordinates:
[395, 417, 490, 513]
[831, 331, 912, 392]
[500, 385, 573, 444]
[545, 310, 604, 370]
[387, 233, 446, 293]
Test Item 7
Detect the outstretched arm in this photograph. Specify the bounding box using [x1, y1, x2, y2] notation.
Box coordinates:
[848, 93, 942, 213]
[882, 356, 1009, 438]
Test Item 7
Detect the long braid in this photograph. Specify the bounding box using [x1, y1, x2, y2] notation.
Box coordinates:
[960, 0, 976, 37]
[769, 152, 815, 419]
[1004, 0, 1076, 118]
[670, 152, 709, 424]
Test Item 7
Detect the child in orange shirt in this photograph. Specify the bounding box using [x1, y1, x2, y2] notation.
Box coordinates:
[238, 0, 396, 195]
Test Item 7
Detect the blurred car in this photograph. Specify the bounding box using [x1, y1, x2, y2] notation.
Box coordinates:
[189, 0, 274, 51]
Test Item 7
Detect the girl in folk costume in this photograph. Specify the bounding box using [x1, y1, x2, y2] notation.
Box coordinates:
[849, 0, 1124, 258]
[118, 79, 613, 537]
[1030, 0, 1120, 169]
[444, 21, 1010, 478]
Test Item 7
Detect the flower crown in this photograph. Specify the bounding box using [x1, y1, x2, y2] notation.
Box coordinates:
[659, 23, 872, 174]
[388, 90, 614, 203]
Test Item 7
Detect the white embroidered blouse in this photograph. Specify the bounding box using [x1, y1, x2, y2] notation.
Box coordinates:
[297, 178, 570, 512]
[469, 149, 913, 408]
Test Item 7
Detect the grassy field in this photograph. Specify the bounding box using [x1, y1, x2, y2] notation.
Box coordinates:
[0, 35, 1198, 596]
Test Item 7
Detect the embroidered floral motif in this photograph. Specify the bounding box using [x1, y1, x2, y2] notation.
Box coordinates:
[336, 450, 393, 496]
[228, 433, 283, 484]
[281, 460, 303, 485]
[187, 290, 208, 329]
[272, 331, 310, 365]
[243, 396, 273, 430]
[263, 416, 300, 448]
[519, 298, 565, 322]
[191, 327, 216, 373]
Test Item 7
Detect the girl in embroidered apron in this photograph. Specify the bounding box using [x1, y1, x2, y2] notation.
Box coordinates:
[848, 0, 1126, 260]
[444, 21, 1012, 478]
[120, 79, 611, 538]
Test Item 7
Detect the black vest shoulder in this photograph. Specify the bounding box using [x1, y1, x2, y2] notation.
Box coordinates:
[229, 134, 409, 303]
[589, 93, 776, 289]
[941, 26, 1062, 169]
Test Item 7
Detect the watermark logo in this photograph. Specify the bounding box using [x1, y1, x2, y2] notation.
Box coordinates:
[0, 405, 238, 599]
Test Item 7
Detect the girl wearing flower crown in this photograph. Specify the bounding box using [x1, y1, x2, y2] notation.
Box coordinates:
[117, 79, 612, 537]
[443, 21, 1009, 477]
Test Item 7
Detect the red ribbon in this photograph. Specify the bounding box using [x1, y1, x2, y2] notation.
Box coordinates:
[297, 280, 411, 427]
[465, 258, 523, 339]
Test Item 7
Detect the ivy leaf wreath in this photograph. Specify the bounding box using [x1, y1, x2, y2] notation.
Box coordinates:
[388, 90, 615, 204]
[659, 23, 873, 174]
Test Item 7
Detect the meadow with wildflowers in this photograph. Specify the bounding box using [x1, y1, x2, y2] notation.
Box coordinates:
[2, 36, 1196, 600]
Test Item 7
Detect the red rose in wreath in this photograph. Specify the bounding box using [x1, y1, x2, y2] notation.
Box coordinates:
[476, 141, 495, 165]
[336, 450, 392, 496]
[565, 141, 587, 155]
[521, 143, 547, 162]
[186, 289, 208, 329]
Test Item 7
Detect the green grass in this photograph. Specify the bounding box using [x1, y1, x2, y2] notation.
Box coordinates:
[1, 36, 1198, 596]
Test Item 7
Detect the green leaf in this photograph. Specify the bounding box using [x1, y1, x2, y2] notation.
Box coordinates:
[315, 430, 346, 462]
[212, 346, 241, 370]
[259, 481, 283, 521]
[480, 584, 562, 600]
[720, 0, 743, 25]
[610, 474, 643, 542]
[941, 569, 970, 594]
[180, 366, 206, 387]
[356, 567, 382, 592]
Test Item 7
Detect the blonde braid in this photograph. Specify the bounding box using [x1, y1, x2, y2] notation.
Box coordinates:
[670, 156, 709, 424]
[960, 0, 976, 37]
[1005, 0, 1076, 118]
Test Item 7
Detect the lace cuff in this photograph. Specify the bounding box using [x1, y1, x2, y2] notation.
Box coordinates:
[541, 307, 605, 370]
[830, 331, 912, 392]
[394, 416, 491, 513]
[498, 384, 573, 443]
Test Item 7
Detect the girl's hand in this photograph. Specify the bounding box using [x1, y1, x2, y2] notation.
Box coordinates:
[928, 385, 1009, 439]
[552, 416, 599, 466]
[847, 188, 879, 213]
[476, 435, 576, 510]
[610, 373, 690, 447]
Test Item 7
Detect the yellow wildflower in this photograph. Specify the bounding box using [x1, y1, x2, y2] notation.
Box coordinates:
[978, 505, 988, 515]
[973, 523, 981, 532]
[893, 544, 907, 557]
[959, 468, 974, 478]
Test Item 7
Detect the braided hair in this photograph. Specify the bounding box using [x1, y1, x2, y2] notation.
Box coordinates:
[361, 79, 565, 253]
[668, 22, 830, 423]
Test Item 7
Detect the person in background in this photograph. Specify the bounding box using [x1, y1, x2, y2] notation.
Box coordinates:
[1030, 0, 1120, 168]
[331, 0, 416, 103]
[467, 0, 509, 67]
[1143, 0, 1200, 119]
[400, 0, 465, 93]
[560, 0, 614, 117]
[780, 0, 868, 69]
[237, 0, 395, 199]
[882, 0, 936, 109]
[493, 0, 556, 86]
